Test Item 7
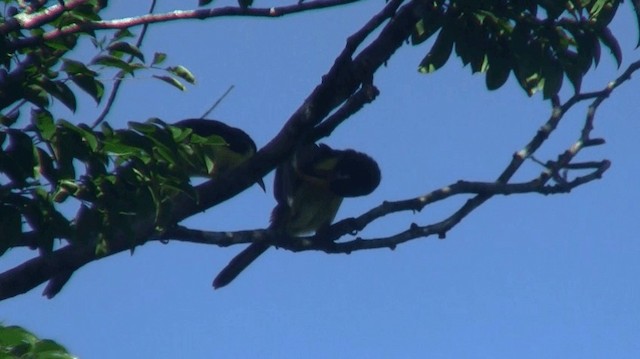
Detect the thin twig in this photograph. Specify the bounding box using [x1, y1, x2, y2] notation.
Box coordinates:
[91, 0, 158, 129]
[200, 85, 235, 119]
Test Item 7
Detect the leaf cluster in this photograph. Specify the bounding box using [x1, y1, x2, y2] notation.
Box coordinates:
[413, 0, 634, 98]
[1, 114, 231, 258]
[0, 0, 195, 113]
[0, 324, 74, 359]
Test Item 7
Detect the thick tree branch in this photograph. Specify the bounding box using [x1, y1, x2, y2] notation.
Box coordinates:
[1, 2, 634, 300]
[0, 0, 415, 300]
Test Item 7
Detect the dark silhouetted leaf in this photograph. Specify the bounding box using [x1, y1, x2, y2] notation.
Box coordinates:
[107, 41, 145, 62]
[418, 25, 455, 73]
[61, 59, 97, 77]
[632, 0, 640, 47]
[70, 74, 105, 103]
[598, 27, 622, 67]
[39, 80, 77, 112]
[91, 55, 134, 73]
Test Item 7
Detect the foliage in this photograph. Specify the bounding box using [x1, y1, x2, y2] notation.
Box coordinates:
[0, 0, 638, 300]
[413, 0, 633, 98]
[0, 324, 75, 359]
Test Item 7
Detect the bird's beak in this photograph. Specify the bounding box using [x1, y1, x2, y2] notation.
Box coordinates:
[256, 178, 266, 192]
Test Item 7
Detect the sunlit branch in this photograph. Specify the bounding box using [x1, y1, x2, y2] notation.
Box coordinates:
[6, 0, 364, 51]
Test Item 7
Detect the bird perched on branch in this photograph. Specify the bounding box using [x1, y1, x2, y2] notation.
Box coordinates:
[213, 143, 381, 289]
[173, 118, 265, 190]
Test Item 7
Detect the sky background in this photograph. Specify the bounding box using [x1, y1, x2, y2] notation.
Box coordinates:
[2, 0, 639, 358]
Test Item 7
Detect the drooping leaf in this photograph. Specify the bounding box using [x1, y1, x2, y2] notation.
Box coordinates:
[167, 65, 196, 84]
[113, 28, 135, 42]
[542, 58, 564, 99]
[107, 41, 145, 62]
[418, 24, 455, 73]
[412, 5, 444, 45]
[153, 75, 187, 91]
[91, 55, 134, 73]
[70, 74, 105, 103]
[598, 27, 622, 67]
[23, 84, 50, 108]
[61, 59, 98, 77]
[485, 55, 511, 90]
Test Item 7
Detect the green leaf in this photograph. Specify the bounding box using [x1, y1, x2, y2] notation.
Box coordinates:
[102, 131, 151, 157]
[418, 25, 455, 73]
[129, 121, 179, 163]
[152, 52, 167, 65]
[70, 74, 105, 103]
[153, 75, 186, 91]
[113, 28, 135, 42]
[32, 339, 74, 358]
[0, 325, 74, 358]
[31, 109, 56, 141]
[24, 84, 50, 108]
[0, 325, 38, 347]
[91, 55, 134, 72]
[58, 120, 99, 152]
[39, 80, 77, 112]
[167, 65, 196, 84]
[61, 59, 97, 77]
[107, 41, 145, 62]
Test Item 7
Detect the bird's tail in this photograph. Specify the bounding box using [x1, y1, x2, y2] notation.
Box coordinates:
[212, 241, 270, 289]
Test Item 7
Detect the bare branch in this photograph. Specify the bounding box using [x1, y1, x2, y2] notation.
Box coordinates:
[158, 156, 609, 253]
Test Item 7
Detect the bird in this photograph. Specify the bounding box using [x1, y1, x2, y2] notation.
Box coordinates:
[212, 143, 381, 289]
[173, 118, 265, 190]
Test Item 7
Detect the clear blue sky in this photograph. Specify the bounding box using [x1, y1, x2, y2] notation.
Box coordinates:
[2, 1, 639, 358]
